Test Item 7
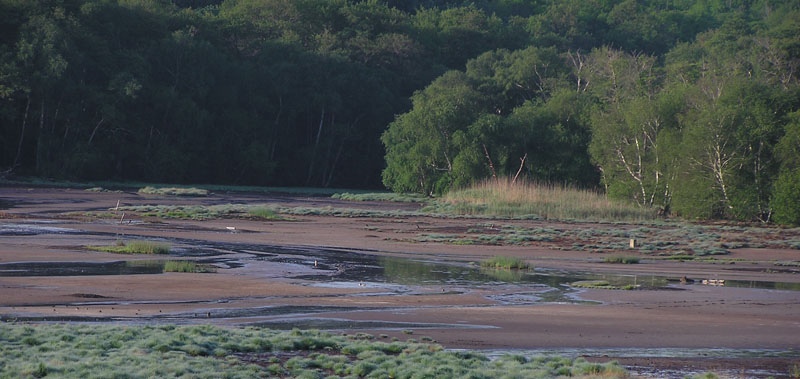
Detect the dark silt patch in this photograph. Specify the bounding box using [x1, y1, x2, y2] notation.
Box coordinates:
[68, 293, 112, 299]
[0, 258, 240, 277]
[0, 261, 164, 277]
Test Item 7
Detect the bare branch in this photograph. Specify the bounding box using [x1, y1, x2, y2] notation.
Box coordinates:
[512, 153, 527, 185]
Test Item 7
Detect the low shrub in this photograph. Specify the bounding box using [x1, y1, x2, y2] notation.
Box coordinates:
[603, 256, 640, 264]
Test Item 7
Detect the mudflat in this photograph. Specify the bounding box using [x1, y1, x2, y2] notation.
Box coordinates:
[1, 186, 799, 377]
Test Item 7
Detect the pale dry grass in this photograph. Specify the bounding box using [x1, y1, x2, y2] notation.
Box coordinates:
[443, 178, 657, 222]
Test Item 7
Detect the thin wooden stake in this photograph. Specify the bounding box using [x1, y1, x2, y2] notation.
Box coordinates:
[512, 153, 528, 185]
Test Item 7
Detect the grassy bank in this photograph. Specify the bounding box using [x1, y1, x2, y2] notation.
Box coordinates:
[332, 192, 430, 203]
[0, 324, 626, 378]
[138, 186, 209, 197]
[442, 179, 657, 222]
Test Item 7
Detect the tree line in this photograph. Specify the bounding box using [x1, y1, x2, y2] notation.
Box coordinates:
[1, 0, 798, 223]
[381, 1, 800, 224]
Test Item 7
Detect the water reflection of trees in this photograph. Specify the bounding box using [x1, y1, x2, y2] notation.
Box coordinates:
[379, 257, 482, 285]
[379, 257, 540, 285]
[378, 257, 800, 293]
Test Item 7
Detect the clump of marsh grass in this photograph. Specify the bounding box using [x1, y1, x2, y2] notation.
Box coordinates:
[481, 256, 530, 270]
[603, 256, 641, 264]
[138, 186, 209, 197]
[332, 192, 430, 203]
[443, 178, 657, 222]
[163, 261, 215, 273]
[88, 240, 171, 255]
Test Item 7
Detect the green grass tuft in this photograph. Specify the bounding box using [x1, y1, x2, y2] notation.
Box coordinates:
[33, 362, 47, 378]
[480, 256, 530, 269]
[138, 186, 209, 197]
[88, 240, 171, 255]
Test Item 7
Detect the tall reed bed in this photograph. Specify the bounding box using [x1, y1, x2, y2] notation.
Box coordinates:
[443, 178, 657, 222]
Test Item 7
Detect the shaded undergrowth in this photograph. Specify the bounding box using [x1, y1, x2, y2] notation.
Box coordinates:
[0, 324, 626, 378]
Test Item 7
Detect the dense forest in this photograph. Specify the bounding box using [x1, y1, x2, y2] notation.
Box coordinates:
[1, 0, 799, 223]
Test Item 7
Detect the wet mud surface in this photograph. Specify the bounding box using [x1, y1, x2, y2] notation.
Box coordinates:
[1, 186, 800, 377]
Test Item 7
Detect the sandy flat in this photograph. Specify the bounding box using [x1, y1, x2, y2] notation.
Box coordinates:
[2, 186, 799, 376]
